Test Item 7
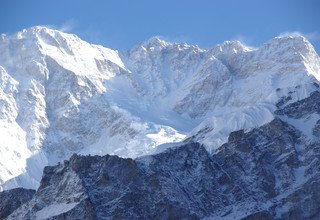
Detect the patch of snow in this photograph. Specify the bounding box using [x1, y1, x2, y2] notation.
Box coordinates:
[279, 113, 319, 141]
[35, 202, 79, 220]
[146, 127, 186, 147]
[191, 103, 276, 152]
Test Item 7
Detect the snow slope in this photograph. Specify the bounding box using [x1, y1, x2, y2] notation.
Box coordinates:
[0, 26, 319, 190]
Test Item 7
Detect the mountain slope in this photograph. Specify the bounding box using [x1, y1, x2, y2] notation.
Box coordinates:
[0, 26, 319, 190]
[5, 90, 320, 218]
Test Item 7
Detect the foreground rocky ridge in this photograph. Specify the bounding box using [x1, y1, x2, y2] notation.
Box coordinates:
[0, 188, 35, 219]
[4, 91, 320, 219]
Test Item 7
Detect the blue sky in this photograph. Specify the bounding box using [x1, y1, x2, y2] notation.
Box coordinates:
[1, 0, 319, 52]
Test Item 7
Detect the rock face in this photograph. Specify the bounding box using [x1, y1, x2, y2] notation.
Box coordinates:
[0, 188, 35, 219]
[7, 91, 320, 219]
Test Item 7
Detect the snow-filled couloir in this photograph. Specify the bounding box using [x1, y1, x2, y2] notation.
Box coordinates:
[0, 26, 319, 190]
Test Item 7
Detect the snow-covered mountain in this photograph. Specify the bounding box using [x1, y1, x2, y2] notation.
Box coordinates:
[0, 26, 319, 191]
[3, 92, 320, 219]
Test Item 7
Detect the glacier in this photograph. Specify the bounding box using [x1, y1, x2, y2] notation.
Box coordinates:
[0, 26, 319, 191]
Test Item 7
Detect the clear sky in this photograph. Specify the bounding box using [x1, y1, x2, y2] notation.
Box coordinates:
[1, 0, 319, 52]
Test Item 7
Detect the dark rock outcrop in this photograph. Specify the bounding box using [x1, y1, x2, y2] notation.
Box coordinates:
[7, 116, 320, 219]
[275, 91, 320, 118]
[0, 188, 35, 219]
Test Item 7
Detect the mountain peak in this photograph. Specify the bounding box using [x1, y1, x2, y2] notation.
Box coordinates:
[27, 25, 52, 32]
[221, 40, 249, 49]
[274, 34, 308, 42]
[17, 26, 57, 38]
[12, 26, 81, 46]
[263, 34, 313, 52]
[262, 34, 320, 80]
[140, 36, 170, 50]
[210, 40, 252, 55]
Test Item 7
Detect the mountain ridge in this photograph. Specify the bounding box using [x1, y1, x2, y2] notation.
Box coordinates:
[0, 26, 319, 191]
